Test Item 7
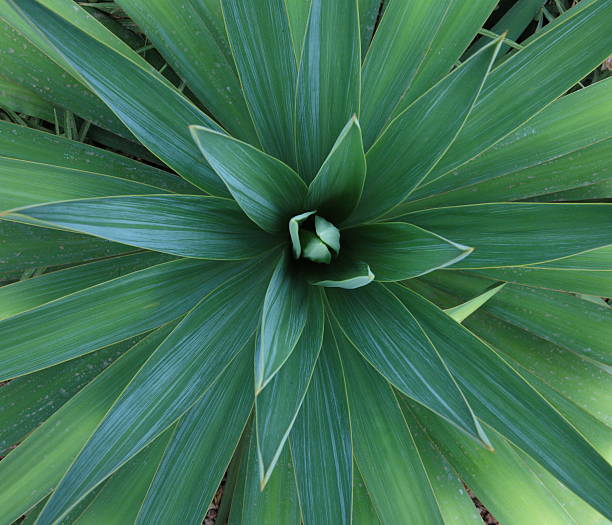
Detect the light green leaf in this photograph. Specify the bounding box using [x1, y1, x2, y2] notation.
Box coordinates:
[295, 0, 361, 181]
[314, 216, 340, 254]
[8, 195, 278, 259]
[256, 290, 324, 486]
[0, 120, 195, 194]
[0, 336, 143, 455]
[361, 0, 498, 146]
[0, 327, 170, 525]
[405, 78, 612, 211]
[290, 329, 352, 525]
[0, 220, 132, 279]
[116, 0, 259, 144]
[191, 126, 307, 233]
[300, 230, 331, 264]
[7, 0, 227, 195]
[135, 348, 254, 525]
[289, 210, 316, 258]
[305, 116, 366, 222]
[352, 464, 381, 525]
[222, 0, 297, 166]
[342, 223, 472, 281]
[393, 285, 612, 519]
[402, 203, 612, 267]
[307, 259, 374, 290]
[0, 156, 168, 212]
[241, 431, 301, 525]
[0, 252, 174, 321]
[426, 0, 612, 183]
[73, 429, 173, 525]
[0, 257, 250, 380]
[326, 283, 488, 445]
[0, 74, 58, 121]
[335, 326, 443, 525]
[256, 251, 310, 392]
[352, 38, 502, 224]
[445, 283, 506, 323]
[35, 261, 273, 525]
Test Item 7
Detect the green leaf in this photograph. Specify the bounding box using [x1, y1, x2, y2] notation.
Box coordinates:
[8, 195, 278, 259]
[326, 283, 488, 445]
[468, 266, 612, 297]
[352, 38, 502, 224]
[426, 0, 612, 184]
[335, 326, 443, 525]
[289, 211, 316, 258]
[0, 120, 195, 194]
[300, 230, 331, 264]
[295, 0, 361, 181]
[73, 429, 173, 525]
[135, 348, 254, 525]
[191, 126, 307, 233]
[0, 257, 250, 380]
[342, 223, 472, 281]
[352, 464, 381, 525]
[405, 400, 596, 525]
[256, 251, 310, 392]
[0, 336, 144, 455]
[290, 330, 352, 525]
[256, 290, 324, 486]
[222, 0, 297, 166]
[0, 156, 168, 212]
[0, 74, 58, 121]
[35, 262, 273, 525]
[393, 285, 612, 519]
[445, 283, 506, 323]
[8, 0, 227, 195]
[530, 245, 612, 270]
[241, 431, 301, 525]
[116, 0, 259, 145]
[407, 419, 484, 525]
[0, 252, 174, 321]
[361, 0, 498, 146]
[307, 259, 374, 290]
[357, 0, 381, 59]
[305, 116, 366, 222]
[314, 216, 340, 254]
[0, 327, 170, 524]
[402, 203, 612, 267]
[285, 0, 311, 59]
[528, 178, 612, 202]
[405, 78, 612, 211]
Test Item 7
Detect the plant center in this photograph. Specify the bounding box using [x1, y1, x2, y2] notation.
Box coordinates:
[289, 211, 340, 264]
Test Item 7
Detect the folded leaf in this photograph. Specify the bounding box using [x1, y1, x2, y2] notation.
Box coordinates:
[326, 283, 488, 445]
[445, 283, 506, 323]
[256, 251, 310, 392]
[290, 329, 352, 525]
[342, 222, 472, 281]
[402, 203, 612, 267]
[256, 290, 325, 487]
[307, 259, 374, 290]
[8, 195, 279, 259]
[352, 37, 502, 224]
[296, 0, 361, 181]
[191, 127, 307, 233]
[306, 116, 366, 222]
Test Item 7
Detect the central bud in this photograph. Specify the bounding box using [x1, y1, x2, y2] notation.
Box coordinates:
[289, 211, 340, 264]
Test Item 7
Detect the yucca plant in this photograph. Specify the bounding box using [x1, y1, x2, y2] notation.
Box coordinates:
[0, 0, 611, 524]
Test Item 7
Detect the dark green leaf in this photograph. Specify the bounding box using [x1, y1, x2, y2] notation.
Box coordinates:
[9, 195, 278, 259]
[191, 126, 307, 233]
[296, 0, 361, 181]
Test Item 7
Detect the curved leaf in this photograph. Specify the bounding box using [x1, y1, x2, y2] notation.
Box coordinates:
[8, 195, 278, 259]
[307, 259, 374, 290]
[191, 126, 307, 233]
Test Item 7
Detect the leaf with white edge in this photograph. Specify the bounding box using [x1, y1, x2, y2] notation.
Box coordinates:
[445, 283, 506, 323]
[135, 346, 254, 525]
[315, 216, 340, 254]
[295, 0, 361, 181]
[34, 261, 274, 525]
[307, 260, 374, 290]
[191, 126, 307, 233]
[256, 251, 309, 393]
[342, 223, 472, 282]
[352, 37, 502, 224]
[327, 282, 489, 445]
[8, 195, 278, 260]
[289, 211, 316, 258]
[290, 329, 352, 525]
[305, 116, 366, 222]
[256, 290, 324, 487]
